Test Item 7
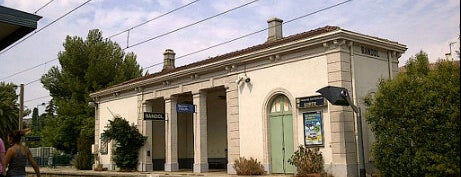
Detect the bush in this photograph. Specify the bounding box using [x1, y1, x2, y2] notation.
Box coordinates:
[233, 157, 265, 175]
[288, 146, 324, 176]
[365, 54, 460, 176]
[75, 135, 93, 170]
[104, 116, 146, 171]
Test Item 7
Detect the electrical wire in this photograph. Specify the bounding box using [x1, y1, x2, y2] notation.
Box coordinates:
[107, 0, 200, 39]
[25, 78, 41, 86]
[126, 0, 259, 49]
[143, 0, 353, 70]
[24, 95, 51, 103]
[0, 0, 93, 55]
[2, 0, 199, 80]
[0, 58, 58, 80]
[34, 0, 55, 14]
[16, 0, 352, 104]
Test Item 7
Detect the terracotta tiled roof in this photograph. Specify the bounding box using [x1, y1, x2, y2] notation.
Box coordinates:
[107, 26, 341, 90]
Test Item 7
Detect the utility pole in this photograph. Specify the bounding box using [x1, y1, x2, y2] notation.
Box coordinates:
[19, 83, 24, 130]
[449, 42, 456, 60]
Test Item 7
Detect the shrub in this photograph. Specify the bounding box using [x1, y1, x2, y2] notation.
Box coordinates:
[288, 145, 324, 176]
[104, 116, 146, 171]
[75, 135, 93, 170]
[365, 55, 460, 176]
[233, 157, 265, 175]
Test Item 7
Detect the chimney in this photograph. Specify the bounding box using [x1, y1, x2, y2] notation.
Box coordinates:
[267, 18, 283, 42]
[163, 49, 175, 71]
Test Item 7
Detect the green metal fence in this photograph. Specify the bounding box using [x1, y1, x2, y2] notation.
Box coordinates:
[28, 147, 74, 167]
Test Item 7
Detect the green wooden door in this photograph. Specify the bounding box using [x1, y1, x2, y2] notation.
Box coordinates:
[269, 95, 294, 173]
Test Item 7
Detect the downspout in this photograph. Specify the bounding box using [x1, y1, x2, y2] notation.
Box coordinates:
[387, 51, 393, 80]
[349, 41, 358, 109]
[349, 41, 362, 173]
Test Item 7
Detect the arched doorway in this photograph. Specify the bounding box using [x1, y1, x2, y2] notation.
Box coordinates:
[269, 95, 295, 174]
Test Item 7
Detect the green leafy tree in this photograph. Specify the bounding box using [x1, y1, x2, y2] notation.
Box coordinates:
[40, 29, 142, 169]
[0, 82, 19, 141]
[364, 51, 460, 176]
[103, 116, 146, 171]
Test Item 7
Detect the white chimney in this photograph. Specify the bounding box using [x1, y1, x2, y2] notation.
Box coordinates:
[163, 49, 175, 71]
[267, 18, 283, 42]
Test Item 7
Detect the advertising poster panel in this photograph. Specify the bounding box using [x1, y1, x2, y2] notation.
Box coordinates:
[303, 111, 324, 146]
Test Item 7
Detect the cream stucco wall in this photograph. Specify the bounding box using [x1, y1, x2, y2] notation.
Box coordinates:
[97, 95, 139, 166]
[238, 55, 332, 163]
[90, 27, 406, 176]
[352, 50, 397, 164]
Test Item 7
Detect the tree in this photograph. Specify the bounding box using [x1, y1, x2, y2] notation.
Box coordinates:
[364, 51, 460, 176]
[0, 82, 19, 141]
[40, 29, 143, 168]
[103, 116, 146, 171]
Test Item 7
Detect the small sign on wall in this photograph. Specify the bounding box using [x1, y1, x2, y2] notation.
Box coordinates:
[296, 95, 326, 109]
[176, 103, 195, 113]
[144, 112, 166, 121]
[303, 111, 324, 146]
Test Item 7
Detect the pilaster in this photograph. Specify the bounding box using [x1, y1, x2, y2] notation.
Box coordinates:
[226, 83, 240, 174]
[164, 96, 179, 171]
[138, 102, 153, 171]
[193, 91, 209, 173]
[325, 42, 358, 177]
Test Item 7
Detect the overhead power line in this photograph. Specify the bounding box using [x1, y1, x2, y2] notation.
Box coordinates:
[34, 0, 55, 14]
[107, 0, 200, 39]
[0, 0, 93, 55]
[24, 95, 51, 103]
[17, 0, 352, 103]
[1, 1, 199, 81]
[0, 58, 58, 80]
[126, 0, 259, 49]
[143, 0, 353, 70]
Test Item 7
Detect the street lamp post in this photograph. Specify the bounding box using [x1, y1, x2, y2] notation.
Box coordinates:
[36, 102, 46, 131]
[317, 86, 366, 177]
[19, 84, 24, 130]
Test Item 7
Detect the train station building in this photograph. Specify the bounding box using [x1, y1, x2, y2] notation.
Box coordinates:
[90, 18, 406, 177]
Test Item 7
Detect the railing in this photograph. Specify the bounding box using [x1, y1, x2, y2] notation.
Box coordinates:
[28, 147, 74, 167]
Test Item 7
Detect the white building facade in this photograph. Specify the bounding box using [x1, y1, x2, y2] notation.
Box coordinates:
[90, 18, 406, 177]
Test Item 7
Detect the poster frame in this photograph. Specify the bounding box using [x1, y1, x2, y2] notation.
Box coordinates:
[303, 111, 324, 147]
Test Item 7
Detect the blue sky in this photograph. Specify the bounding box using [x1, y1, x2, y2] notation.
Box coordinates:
[0, 0, 459, 115]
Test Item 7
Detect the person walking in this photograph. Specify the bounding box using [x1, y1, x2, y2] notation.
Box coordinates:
[0, 137, 6, 177]
[4, 129, 40, 177]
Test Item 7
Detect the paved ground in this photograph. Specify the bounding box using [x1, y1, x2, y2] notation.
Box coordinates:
[27, 166, 294, 177]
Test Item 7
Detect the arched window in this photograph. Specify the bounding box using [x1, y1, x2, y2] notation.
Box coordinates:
[270, 95, 292, 113]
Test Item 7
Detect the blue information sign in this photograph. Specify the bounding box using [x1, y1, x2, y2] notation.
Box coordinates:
[176, 103, 195, 113]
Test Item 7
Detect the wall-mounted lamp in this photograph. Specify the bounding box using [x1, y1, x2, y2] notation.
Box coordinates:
[244, 77, 251, 83]
[236, 75, 251, 86]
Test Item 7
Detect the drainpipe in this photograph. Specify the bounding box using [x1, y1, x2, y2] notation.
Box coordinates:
[387, 51, 393, 80]
[349, 41, 366, 177]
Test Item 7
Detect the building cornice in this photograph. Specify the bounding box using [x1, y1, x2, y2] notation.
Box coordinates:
[90, 27, 407, 99]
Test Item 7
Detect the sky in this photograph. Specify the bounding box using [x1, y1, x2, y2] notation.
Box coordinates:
[0, 0, 460, 116]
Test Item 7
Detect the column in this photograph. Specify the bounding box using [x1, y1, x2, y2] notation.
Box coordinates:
[164, 96, 179, 171]
[226, 83, 240, 174]
[139, 102, 153, 171]
[326, 46, 358, 177]
[193, 91, 208, 173]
